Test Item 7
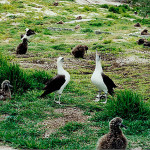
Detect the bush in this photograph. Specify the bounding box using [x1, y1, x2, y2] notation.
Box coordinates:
[103, 39, 112, 44]
[51, 44, 73, 51]
[122, 13, 132, 18]
[109, 5, 130, 14]
[89, 21, 103, 27]
[106, 14, 119, 19]
[91, 90, 150, 121]
[100, 4, 109, 9]
[81, 28, 93, 33]
[82, 6, 97, 12]
[0, 54, 50, 93]
[92, 45, 104, 50]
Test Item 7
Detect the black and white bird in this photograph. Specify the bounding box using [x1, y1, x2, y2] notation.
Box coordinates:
[21, 28, 36, 41]
[0, 80, 13, 100]
[91, 50, 117, 103]
[40, 57, 70, 104]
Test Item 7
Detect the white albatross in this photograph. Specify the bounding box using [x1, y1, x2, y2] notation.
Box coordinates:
[91, 50, 117, 103]
[40, 57, 70, 104]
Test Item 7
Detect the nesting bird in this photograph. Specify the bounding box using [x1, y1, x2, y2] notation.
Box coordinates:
[96, 117, 127, 150]
[141, 29, 149, 35]
[144, 41, 150, 47]
[53, 2, 59, 6]
[72, 45, 88, 58]
[56, 20, 64, 24]
[91, 50, 117, 103]
[16, 38, 28, 55]
[134, 11, 138, 15]
[0, 80, 13, 100]
[137, 38, 146, 45]
[21, 28, 36, 41]
[75, 24, 80, 30]
[76, 16, 82, 20]
[40, 57, 70, 104]
[134, 23, 141, 27]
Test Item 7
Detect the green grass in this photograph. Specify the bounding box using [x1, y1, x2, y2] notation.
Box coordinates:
[0, 54, 50, 93]
[91, 90, 150, 121]
[0, 0, 150, 149]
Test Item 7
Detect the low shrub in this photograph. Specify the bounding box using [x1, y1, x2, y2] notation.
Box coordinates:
[81, 28, 93, 33]
[109, 5, 130, 14]
[103, 39, 112, 44]
[91, 90, 150, 122]
[82, 6, 97, 12]
[89, 21, 103, 27]
[100, 4, 109, 9]
[0, 54, 50, 93]
[51, 44, 73, 51]
[106, 14, 119, 19]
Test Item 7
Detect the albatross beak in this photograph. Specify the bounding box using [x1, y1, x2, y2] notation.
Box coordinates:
[120, 123, 127, 129]
[9, 84, 13, 88]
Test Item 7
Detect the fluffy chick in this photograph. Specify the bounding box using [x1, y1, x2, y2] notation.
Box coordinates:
[97, 117, 127, 150]
[72, 45, 88, 58]
[16, 38, 28, 54]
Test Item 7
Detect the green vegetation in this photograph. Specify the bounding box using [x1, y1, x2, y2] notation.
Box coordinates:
[0, 54, 50, 93]
[0, 0, 149, 149]
[109, 5, 130, 14]
[91, 90, 150, 121]
[106, 13, 119, 19]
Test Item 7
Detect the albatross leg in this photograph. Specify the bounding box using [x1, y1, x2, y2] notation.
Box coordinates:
[101, 93, 107, 104]
[94, 90, 101, 102]
[54, 94, 61, 105]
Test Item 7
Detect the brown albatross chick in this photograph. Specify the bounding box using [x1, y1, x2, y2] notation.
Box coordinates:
[97, 117, 127, 150]
[134, 23, 141, 27]
[141, 29, 149, 35]
[0, 80, 13, 100]
[72, 45, 88, 58]
[16, 38, 28, 54]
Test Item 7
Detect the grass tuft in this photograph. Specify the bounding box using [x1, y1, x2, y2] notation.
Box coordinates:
[0, 54, 50, 93]
[91, 90, 150, 122]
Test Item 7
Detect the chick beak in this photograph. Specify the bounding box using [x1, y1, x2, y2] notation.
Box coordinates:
[120, 123, 127, 129]
[9, 84, 13, 88]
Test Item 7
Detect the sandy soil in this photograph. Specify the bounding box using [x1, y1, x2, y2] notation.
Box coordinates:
[40, 107, 91, 138]
[0, 146, 17, 150]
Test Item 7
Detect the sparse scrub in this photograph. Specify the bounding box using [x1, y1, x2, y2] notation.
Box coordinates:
[81, 28, 93, 33]
[0, 54, 50, 93]
[89, 21, 103, 27]
[100, 4, 109, 9]
[109, 5, 130, 14]
[106, 14, 119, 19]
[103, 39, 112, 44]
[122, 13, 132, 18]
[82, 6, 97, 12]
[92, 44, 104, 50]
[51, 44, 73, 51]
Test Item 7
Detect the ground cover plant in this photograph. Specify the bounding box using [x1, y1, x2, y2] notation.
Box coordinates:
[0, 0, 150, 149]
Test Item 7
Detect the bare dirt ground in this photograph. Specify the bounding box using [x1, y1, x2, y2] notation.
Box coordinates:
[40, 107, 91, 138]
[0, 145, 17, 150]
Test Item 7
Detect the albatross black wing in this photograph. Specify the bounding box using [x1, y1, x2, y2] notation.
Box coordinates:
[102, 73, 117, 95]
[40, 75, 66, 98]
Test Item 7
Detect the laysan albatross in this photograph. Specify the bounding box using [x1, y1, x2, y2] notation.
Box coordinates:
[40, 57, 70, 104]
[21, 28, 36, 41]
[91, 50, 117, 103]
